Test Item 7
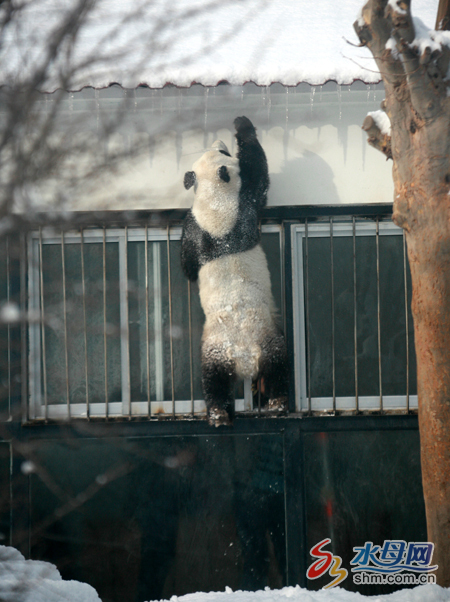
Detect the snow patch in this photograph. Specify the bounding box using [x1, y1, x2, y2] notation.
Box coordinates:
[410, 16, 450, 57]
[0, 0, 440, 90]
[0, 546, 101, 602]
[0, 303, 20, 324]
[147, 585, 450, 602]
[367, 110, 392, 136]
[388, 0, 406, 15]
[385, 37, 400, 61]
[355, 7, 365, 28]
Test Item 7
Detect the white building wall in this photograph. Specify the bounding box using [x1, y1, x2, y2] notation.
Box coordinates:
[27, 82, 394, 211]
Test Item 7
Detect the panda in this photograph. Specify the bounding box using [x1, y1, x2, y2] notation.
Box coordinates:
[181, 116, 288, 427]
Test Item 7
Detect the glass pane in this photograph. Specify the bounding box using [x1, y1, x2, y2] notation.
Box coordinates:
[30, 433, 286, 600]
[379, 235, 416, 395]
[42, 240, 121, 405]
[304, 232, 416, 399]
[128, 240, 204, 403]
[260, 232, 282, 321]
[304, 430, 425, 594]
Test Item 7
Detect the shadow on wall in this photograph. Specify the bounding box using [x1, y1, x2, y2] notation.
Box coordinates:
[269, 152, 340, 205]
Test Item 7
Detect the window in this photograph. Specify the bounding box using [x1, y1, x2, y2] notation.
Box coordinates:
[292, 220, 416, 413]
[28, 225, 282, 420]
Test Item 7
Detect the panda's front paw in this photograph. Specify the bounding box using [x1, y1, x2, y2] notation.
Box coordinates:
[234, 116, 256, 139]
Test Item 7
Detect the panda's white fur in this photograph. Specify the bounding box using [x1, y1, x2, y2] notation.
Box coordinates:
[192, 141, 279, 379]
[199, 244, 277, 379]
[191, 141, 241, 239]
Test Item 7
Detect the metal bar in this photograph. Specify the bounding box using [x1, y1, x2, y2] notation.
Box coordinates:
[188, 279, 194, 416]
[376, 218, 383, 412]
[6, 236, 11, 418]
[305, 219, 311, 414]
[38, 228, 48, 421]
[166, 225, 175, 417]
[258, 380, 261, 415]
[103, 227, 109, 418]
[153, 243, 164, 401]
[280, 224, 286, 332]
[61, 231, 71, 418]
[124, 226, 131, 419]
[20, 233, 28, 423]
[80, 229, 90, 419]
[330, 218, 336, 412]
[353, 218, 359, 412]
[279, 223, 288, 414]
[145, 226, 151, 417]
[403, 230, 410, 413]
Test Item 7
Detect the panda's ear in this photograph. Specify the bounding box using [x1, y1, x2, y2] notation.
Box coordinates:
[184, 171, 196, 190]
[218, 165, 230, 183]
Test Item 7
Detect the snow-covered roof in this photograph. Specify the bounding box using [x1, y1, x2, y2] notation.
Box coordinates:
[0, 0, 440, 91]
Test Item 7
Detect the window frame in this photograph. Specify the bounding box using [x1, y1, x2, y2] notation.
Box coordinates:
[291, 220, 418, 413]
[28, 225, 282, 421]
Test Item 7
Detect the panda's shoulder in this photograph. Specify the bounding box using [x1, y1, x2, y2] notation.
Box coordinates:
[183, 208, 202, 235]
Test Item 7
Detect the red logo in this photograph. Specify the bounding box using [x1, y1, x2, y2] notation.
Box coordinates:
[306, 538, 348, 588]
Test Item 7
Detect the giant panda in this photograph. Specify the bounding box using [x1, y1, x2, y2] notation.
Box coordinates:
[181, 116, 288, 426]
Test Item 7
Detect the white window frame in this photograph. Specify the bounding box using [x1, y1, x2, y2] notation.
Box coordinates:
[291, 220, 418, 413]
[28, 225, 282, 420]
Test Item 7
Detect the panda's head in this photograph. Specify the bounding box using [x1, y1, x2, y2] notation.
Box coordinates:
[184, 140, 241, 238]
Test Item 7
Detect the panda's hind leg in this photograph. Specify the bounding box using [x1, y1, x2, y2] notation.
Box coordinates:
[202, 347, 236, 427]
[259, 330, 289, 413]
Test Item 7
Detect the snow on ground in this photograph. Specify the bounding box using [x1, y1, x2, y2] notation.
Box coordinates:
[0, 0, 440, 91]
[153, 585, 450, 602]
[0, 545, 101, 602]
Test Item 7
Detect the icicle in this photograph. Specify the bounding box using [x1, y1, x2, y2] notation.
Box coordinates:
[204, 87, 209, 132]
[361, 127, 366, 171]
[178, 88, 182, 116]
[159, 89, 163, 116]
[366, 84, 371, 103]
[241, 87, 244, 103]
[310, 86, 316, 114]
[266, 86, 271, 125]
[337, 85, 342, 121]
[176, 131, 183, 170]
[133, 89, 137, 113]
[285, 87, 289, 127]
[284, 87, 289, 162]
[68, 92, 74, 123]
[94, 89, 100, 133]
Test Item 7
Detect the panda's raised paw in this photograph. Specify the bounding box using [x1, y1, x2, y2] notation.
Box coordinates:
[234, 116, 256, 138]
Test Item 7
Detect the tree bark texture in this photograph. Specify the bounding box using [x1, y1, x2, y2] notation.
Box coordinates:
[354, 0, 450, 586]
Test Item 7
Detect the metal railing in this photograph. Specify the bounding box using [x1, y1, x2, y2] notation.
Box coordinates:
[0, 205, 417, 422]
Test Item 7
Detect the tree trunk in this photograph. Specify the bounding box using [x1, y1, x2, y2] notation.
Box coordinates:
[355, 0, 450, 586]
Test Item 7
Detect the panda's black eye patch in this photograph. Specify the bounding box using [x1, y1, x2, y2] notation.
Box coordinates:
[184, 171, 196, 190]
[218, 165, 230, 183]
[219, 149, 231, 157]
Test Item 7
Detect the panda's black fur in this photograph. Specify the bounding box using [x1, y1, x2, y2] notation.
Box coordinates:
[181, 116, 288, 426]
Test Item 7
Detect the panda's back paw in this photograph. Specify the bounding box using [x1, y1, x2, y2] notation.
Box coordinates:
[208, 407, 233, 427]
[265, 397, 288, 414]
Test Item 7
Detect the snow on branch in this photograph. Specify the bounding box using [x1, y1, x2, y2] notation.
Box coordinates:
[362, 110, 392, 159]
[355, 0, 450, 123]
